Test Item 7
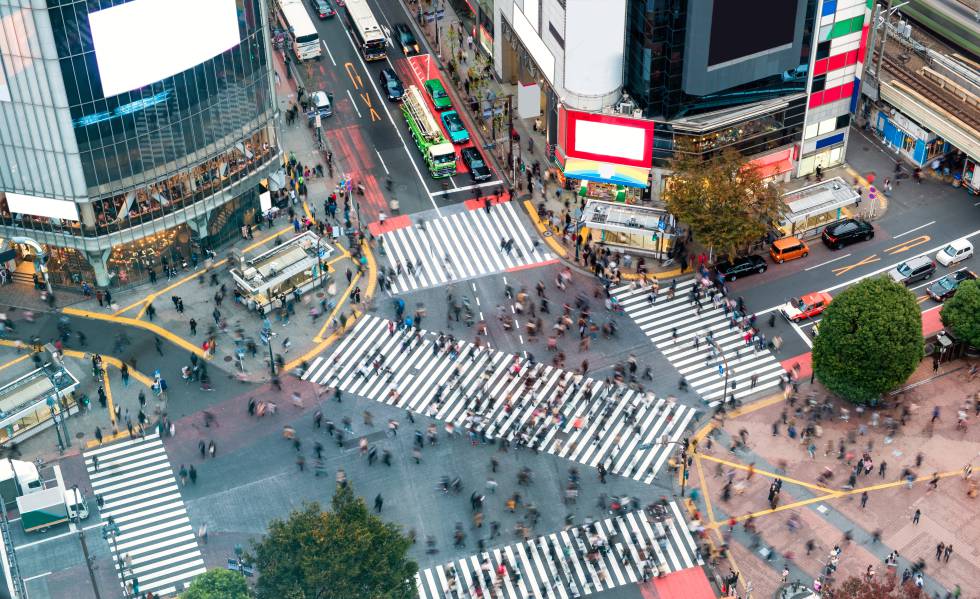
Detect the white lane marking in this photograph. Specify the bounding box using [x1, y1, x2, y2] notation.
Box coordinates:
[757, 227, 980, 314]
[893, 221, 935, 238]
[320, 40, 337, 66]
[23, 571, 52, 582]
[804, 253, 851, 271]
[334, 15, 441, 214]
[345, 89, 363, 118]
[375, 150, 390, 174]
[431, 180, 503, 196]
[789, 318, 814, 348]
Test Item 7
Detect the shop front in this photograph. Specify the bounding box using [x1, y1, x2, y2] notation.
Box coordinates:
[579, 199, 677, 259]
[775, 177, 860, 240]
[231, 231, 334, 314]
[557, 157, 650, 204]
[874, 107, 950, 166]
[0, 364, 80, 447]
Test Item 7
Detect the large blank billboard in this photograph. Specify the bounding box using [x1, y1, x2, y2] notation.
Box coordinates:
[5, 193, 80, 221]
[558, 107, 655, 168]
[89, 0, 241, 97]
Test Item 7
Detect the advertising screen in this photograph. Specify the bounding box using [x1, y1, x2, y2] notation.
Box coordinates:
[558, 107, 655, 168]
[89, 0, 241, 97]
[707, 0, 797, 67]
[5, 193, 80, 221]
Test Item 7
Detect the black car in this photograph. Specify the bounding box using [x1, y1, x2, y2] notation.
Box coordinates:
[379, 68, 404, 101]
[926, 270, 977, 301]
[394, 23, 420, 55]
[461, 147, 492, 182]
[310, 0, 335, 19]
[714, 255, 767, 281]
[821, 218, 874, 249]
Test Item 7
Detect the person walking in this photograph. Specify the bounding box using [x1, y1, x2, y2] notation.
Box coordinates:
[860, 492, 868, 508]
[189, 465, 197, 484]
[178, 465, 188, 486]
[943, 544, 953, 563]
[198, 523, 208, 544]
[208, 440, 216, 458]
[189, 318, 197, 336]
[155, 336, 163, 356]
[936, 542, 945, 560]
[121, 363, 130, 387]
[374, 494, 383, 512]
[912, 508, 921, 525]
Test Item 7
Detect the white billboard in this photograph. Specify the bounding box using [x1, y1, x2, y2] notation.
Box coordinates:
[89, 0, 241, 97]
[5, 193, 80, 221]
[574, 120, 647, 162]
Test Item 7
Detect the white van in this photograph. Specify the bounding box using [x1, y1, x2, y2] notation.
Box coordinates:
[64, 488, 89, 520]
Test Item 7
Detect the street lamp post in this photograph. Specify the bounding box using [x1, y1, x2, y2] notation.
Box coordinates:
[660, 437, 692, 499]
[706, 337, 731, 407]
[75, 484, 102, 599]
[42, 362, 71, 452]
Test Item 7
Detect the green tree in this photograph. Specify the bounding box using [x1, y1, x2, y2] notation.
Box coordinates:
[940, 279, 980, 347]
[249, 485, 417, 599]
[813, 276, 923, 403]
[182, 568, 250, 599]
[663, 140, 783, 258]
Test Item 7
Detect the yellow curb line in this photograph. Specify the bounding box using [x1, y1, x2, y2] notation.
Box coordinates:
[522, 200, 568, 259]
[698, 454, 837, 494]
[313, 271, 361, 342]
[114, 224, 294, 317]
[62, 307, 207, 358]
[0, 354, 30, 372]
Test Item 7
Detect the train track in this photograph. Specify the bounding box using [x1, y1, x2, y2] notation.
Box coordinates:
[880, 53, 980, 132]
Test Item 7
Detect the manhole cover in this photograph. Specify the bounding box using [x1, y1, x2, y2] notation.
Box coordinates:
[75, 432, 85, 439]
[223, 356, 233, 362]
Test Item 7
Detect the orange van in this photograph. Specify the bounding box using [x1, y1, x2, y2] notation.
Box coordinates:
[769, 237, 809, 263]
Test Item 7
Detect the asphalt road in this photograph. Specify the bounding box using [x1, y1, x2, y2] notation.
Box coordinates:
[296, 0, 504, 221]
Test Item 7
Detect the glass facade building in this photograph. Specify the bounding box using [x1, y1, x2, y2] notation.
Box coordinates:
[0, 0, 280, 288]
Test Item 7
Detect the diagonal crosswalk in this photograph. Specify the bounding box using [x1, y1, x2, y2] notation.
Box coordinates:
[415, 502, 703, 599]
[304, 315, 695, 483]
[381, 201, 554, 293]
[84, 434, 205, 597]
[613, 280, 785, 406]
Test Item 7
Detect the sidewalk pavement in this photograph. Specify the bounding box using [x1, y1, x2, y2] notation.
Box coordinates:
[60, 50, 378, 383]
[686, 357, 978, 598]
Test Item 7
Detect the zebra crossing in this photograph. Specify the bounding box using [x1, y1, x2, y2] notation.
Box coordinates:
[613, 279, 785, 406]
[303, 314, 695, 484]
[84, 433, 205, 597]
[415, 502, 703, 599]
[381, 201, 554, 293]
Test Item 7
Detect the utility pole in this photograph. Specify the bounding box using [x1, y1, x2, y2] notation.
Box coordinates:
[873, 0, 894, 84]
[507, 95, 515, 184]
[76, 485, 103, 599]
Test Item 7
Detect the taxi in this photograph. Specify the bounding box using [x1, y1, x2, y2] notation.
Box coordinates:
[780, 291, 833, 322]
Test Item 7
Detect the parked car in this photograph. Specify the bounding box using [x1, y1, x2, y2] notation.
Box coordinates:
[821, 218, 874, 249]
[379, 68, 404, 101]
[935, 238, 974, 266]
[780, 292, 833, 322]
[887, 255, 937, 285]
[461, 147, 492, 181]
[424, 79, 452, 110]
[307, 90, 333, 120]
[395, 23, 420, 55]
[714, 255, 767, 281]
[769, 237, 809, 264]
[441, 111, 469, 143]
[926, 270, 977, 302]
[310, 0, 335, 18]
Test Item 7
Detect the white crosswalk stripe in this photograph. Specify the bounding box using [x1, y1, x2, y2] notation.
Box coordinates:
[304, 315, 696, 483]
[613, 280, 786, 406]
[382, 202, 554, 293]
[84, 434, 205, 597]
[415, 503, 703, 599]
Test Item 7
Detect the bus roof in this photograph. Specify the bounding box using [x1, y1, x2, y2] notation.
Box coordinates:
[345, 0, 386, 42]
[279, 0, 318, 39]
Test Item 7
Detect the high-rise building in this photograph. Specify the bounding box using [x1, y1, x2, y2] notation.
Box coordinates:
[0, 0, 280, 289]
[493, 0, 870, 200]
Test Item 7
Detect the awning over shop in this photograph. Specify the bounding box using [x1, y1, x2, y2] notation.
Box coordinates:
[651, 566, 716, 599]
[561, 157, 650, 188]
[747, 147, 794, 179]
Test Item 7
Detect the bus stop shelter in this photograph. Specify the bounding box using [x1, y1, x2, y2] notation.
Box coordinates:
[776, 176, 861, 240]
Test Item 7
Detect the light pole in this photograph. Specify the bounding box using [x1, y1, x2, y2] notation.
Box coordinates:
[660, 437, 692, 499]
[42, 361, 71, 452]
[102, 518, 131, 597]
[75, 484, 102, 599]
[705, 336, 731, 406]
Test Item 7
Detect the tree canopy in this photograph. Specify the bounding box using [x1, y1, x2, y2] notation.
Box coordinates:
[940, 279, 980, 347]
[663, 140, 783, 258]
[182, 568, 250, 599]
[249, 484, 417, 599]
[813, 276, 923, 403]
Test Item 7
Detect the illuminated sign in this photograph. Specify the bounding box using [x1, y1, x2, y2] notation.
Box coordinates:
[557, 107, 655, 168]
[72, 91, 171, 128]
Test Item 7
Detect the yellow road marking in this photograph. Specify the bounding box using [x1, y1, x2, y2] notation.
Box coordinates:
[114, 225, 292, 317]
[832, 253, 880, 276]
[344, 62, 363, 89]
[101, 366, 115, 426]
[314, 270, 361, 342]
[884, 234, 930, 255]
[62, 308, 207, 358]
[0, 354, 29, 372]
[523, 200, 568, 258]
[698, 454, 837, 494]
[917, 294, 929, 304]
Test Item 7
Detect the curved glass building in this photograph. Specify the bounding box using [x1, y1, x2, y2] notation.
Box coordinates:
[0, 0, 280, 288]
